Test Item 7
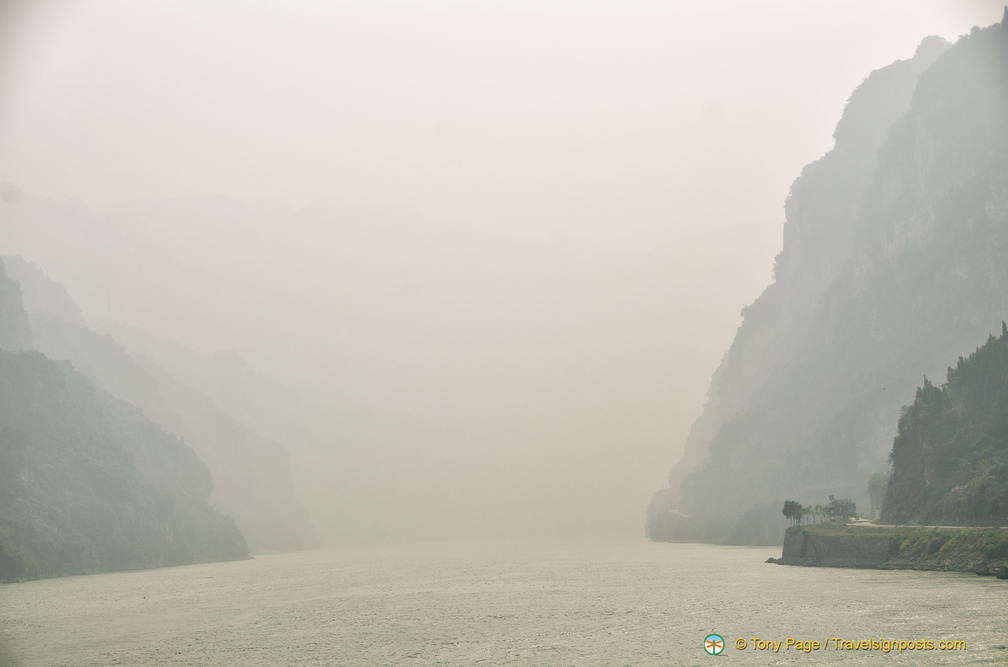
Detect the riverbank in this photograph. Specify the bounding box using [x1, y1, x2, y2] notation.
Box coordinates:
[768, 525, 1008, 575]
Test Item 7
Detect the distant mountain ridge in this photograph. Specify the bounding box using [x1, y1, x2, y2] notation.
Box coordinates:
[0, 258, 249, 582]
[650, 15, 1008, 544]
[0, 183, 778, 542]
[3, 256, 318, 553]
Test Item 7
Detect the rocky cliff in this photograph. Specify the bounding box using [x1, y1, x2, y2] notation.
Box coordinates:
[0, 261, 30, 351]
[651, 14, 1008, 544]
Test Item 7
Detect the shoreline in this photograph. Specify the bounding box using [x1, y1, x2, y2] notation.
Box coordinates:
[768, 525, 1008, 576]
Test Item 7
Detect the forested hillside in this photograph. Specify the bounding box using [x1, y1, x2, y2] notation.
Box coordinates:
[882, 324, 1008, 526]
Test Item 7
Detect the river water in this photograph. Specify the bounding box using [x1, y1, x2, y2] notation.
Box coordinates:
[1, 537, 1005, 666]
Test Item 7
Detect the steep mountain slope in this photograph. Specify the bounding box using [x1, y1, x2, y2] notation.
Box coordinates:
[652, 16, 1008, 544]
[3, 256, 317, 553]
[0, 259, 248, 581]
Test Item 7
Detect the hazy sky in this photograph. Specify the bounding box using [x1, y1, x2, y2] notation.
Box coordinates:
[1, 0, 1006, 543]
[0, 0, 1004, 255]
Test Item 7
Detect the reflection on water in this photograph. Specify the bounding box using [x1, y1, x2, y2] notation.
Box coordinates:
[1, 537, 1005, 665]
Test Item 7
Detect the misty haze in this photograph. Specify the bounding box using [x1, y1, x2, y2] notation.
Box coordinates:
[2, 1, 1008, 665]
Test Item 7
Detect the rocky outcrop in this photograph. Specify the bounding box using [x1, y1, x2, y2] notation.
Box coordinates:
[0, 259, 31, 350]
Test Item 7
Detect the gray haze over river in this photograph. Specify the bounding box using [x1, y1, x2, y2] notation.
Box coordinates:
[2, 538, 1004, 666]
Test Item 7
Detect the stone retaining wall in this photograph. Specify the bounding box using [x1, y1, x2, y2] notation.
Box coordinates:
[780, 528, 898, 568]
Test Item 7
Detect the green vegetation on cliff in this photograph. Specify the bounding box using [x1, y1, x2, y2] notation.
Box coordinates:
[882, 323, 1008, 526]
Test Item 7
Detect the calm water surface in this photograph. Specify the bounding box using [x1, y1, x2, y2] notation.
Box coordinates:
[1, 537, 1005, 666]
